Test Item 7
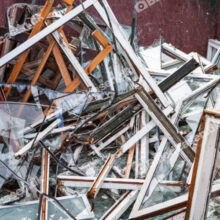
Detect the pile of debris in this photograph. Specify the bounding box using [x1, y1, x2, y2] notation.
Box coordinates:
[0, 0, 220, 219]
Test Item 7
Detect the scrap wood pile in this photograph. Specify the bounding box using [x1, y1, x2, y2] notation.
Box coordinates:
[0, 0, 220, 219]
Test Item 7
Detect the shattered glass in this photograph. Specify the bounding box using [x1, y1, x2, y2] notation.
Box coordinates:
[0, 195, 93, 220]
[0, 1, 220, 219]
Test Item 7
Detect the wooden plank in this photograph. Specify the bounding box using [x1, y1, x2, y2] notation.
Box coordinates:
[58, 176, 145, 190]
[64, 30, 113, 92]
[186, 114, 220, 220]
[41, 149, 50, 220]
[94, 0, 170, 108]
[129, 183, 220, 219]
[4, 0, 55, 98]
[15, 119, 61, 157]
[52, 43, 72, 87]
[87, 154, 115, 200]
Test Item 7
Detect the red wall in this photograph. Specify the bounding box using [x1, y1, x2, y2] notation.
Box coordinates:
[1, 0, 220, 56]
[108, 0, 220, 56]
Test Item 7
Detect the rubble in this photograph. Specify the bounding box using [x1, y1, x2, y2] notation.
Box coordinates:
[0, 0, 220, 219]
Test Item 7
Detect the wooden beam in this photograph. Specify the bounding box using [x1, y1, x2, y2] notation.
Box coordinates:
[4, 0, 55, 98]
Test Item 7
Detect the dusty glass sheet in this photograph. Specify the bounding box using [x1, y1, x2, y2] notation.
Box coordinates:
[0, 83, 67, 105]
[42, 135, 66, 155]
[0, 102, 44, 126]
[105, 26, 139, 93]
[207, 197, 220, 220]
[7, 4, 43, 37]
[0, 195, 93, 220]
[79, 35, 135, 94]
[139, 44, 162, 69]
[94, 193, 115, 219]
[48, 196, 93, 219]
[0, 152, 19, 188]
[140, 44, 184, 72]
[0, 202, 38, 220]
[178, 93, 208, 145]
[61, 185, 116, 219]
[113, 57, 134, 94]
[151, 74, 214, 109]
[0, 102, 44, 150]
[77, 150, 105, 177]
[78, 21, 138, 94]
[105, 25, 139, 52]
[140, 145, 188, 210]
[138, 91, 212, 210]
[162, 62, 184, 72]
[1, 1, 220, 218]
[212, 52, 220, 75]
[54, 91, 104, 114]
[137, 90, 214, 212]
[79, 25, 96, 50]
[147, 209, 186, 220]
[207, 166, 220, 219]
[0, 102, 44, 187]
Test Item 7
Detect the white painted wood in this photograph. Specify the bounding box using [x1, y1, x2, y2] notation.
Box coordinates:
[40, 148, 50, 220]
[135, 93, 178, 149]
[51, 30, 97, 92]
[135, 114, 140, 179]
[163, 43, 215, 73]
[129, 102, 191, 219]
[119, 106, 172, 155]
[93, 0, 170, 108]
[0, 0, 96, 67]
[207, 39, 220, 61]
[58, 176, 144, 190]
[130, 183, 220, 219]
[94, 124, 130, 153]
[189, 116, 220, 220]
[101, 191, 138, 220]
[15, 119, 61, 157]
[87, 155, 115, 198]
[162, 59, 182, 69]
[90, 144, 105, 159]
[23, 109, 62, 134]
[24, 125, 76, 138]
